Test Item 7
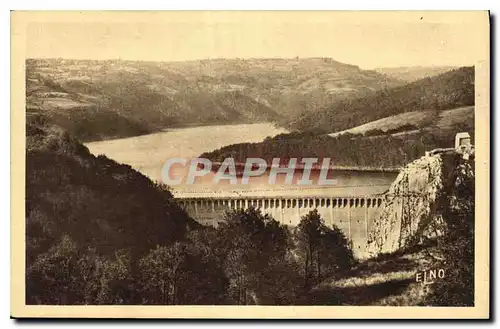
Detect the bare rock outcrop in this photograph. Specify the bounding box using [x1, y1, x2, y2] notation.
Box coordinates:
[367, 149, 474, 256]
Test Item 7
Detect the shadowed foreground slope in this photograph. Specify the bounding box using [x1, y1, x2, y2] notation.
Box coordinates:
[25, 119, 201, 304]
[302, 244, 434, 305]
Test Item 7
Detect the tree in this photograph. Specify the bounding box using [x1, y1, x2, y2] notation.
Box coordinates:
[184, 228, 229, 304]
[138, 243, 187, 305]
[295, 210, 324, 287]
[26, 235, 83, 304]
[139, 239, 229, 305]
[216, 207, 291, 304]
[295, 210, 355, 287]
[77, 248, 134, 305]
[318, 225, 355, 278]
[26, 235, 136, 305]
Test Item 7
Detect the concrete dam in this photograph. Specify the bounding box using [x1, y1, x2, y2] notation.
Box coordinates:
[175, 168, 400, 258]
[178, 195, 387, 258]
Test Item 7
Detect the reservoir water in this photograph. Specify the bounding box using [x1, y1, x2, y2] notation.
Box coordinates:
[86, 123, 398, 198]
[86, 122, 399, 256]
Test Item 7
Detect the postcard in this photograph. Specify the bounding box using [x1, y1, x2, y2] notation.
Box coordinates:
[11, 10, 490, 319]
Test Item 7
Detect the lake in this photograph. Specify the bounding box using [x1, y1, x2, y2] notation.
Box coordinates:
[86, 123, 398, 198]
[85, 122, 289, 182]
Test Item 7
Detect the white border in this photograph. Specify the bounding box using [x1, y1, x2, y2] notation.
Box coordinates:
[4, 2, 498, 328]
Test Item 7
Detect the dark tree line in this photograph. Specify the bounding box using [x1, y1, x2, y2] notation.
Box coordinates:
[27, 203, 356, 305]
[201, 128, 472, 170]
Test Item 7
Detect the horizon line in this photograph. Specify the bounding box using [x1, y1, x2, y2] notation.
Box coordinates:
[25, 56, 472, 71]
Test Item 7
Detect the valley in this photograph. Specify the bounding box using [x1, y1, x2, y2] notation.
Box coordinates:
[25, 57, 476, 307]
[26, 57, 404, 142]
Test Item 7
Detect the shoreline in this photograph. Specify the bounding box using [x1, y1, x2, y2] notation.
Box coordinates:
[85, 121, 288, 145]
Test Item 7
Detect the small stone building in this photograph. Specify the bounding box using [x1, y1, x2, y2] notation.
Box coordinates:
[455, 132, 473, 159]
[455, 132, 471, 150]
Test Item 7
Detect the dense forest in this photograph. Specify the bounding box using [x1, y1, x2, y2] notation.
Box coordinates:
[424, 153, 475, 306]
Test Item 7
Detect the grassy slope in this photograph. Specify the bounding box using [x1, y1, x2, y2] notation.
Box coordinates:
[329, 105, 474, 138]
[201, 104, 474, 169]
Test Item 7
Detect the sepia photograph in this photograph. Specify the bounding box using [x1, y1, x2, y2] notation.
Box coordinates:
[10, 10, 490, 319]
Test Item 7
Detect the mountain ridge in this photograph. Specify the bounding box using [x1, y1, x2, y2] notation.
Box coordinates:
[26, 57, 404, 141]
[201, 67, 475, 169]
[287, 66, 474, 133]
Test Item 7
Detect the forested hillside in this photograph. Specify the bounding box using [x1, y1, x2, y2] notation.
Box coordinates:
[26, 58, 403, 141]
[202, 66, 474, 168]
[201, 127, 468, 169]
[287, 67, 474, 133]
[26, 117, 200, 304]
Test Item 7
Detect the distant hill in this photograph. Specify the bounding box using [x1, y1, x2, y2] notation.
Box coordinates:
[375, 66, 457, 83]
[287, 67, 474, 133]
[202, 67, 475, 169]
[26, 58, 403, 142]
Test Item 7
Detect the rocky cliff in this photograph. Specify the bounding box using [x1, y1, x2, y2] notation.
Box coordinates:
[367, 149, 475, 256]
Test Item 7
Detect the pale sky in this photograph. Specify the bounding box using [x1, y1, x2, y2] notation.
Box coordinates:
[23, 11, 487, 69]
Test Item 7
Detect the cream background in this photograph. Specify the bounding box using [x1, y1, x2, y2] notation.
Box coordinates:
[24, 11, 482, 69]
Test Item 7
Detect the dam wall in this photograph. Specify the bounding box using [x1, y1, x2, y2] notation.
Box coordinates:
[177, 196, 385, 258]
